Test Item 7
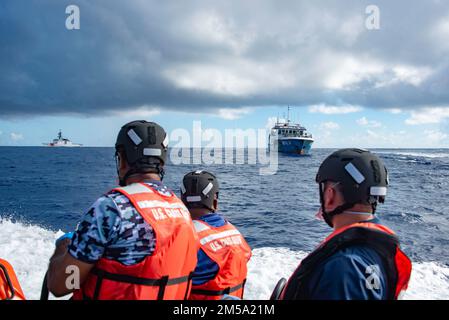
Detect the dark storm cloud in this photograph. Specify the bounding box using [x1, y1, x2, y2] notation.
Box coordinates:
[1, 0, 449, 117]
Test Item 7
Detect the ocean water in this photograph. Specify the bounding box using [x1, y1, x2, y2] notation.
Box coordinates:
[1, 147, 449, 300]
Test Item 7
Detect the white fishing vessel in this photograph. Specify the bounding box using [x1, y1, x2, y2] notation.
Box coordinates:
[269, 108, 314, 155]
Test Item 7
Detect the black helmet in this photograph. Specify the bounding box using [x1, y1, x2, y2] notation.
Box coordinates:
[181, 170, 219, 212]
[115, 120, 168, 185]
[316, 148, 389, 227]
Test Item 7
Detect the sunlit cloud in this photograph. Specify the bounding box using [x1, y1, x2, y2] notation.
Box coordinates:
[384, 108, 403, 114]
[405, 107, 449, 125]
[10, 132, 24, 141]
[424, 130, 448, 144]
[356, 117, 382, 128]
[320, 121, 340, 130]
[111, 107, 161, 119]
[216, 107, 252, 120]
[308, 104, 362, 114]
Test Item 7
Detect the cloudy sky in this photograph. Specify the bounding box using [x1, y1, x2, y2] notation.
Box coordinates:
[1, 0, 449, 147]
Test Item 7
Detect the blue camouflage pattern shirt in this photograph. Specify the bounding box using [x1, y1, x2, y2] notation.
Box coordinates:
[68, 181, 172, 266]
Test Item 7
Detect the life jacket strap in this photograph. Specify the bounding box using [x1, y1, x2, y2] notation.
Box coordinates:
[191, 279, 246, 298]
[89, 268, 194, 300]
[0, 263, 15, 300]
[183, 272, 194, 300]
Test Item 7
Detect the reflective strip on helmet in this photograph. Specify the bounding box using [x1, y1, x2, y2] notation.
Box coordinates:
[202, 183, 214, 195]
[195, 170, 203, 174]
[143, 148, 162, 156]
[127, 129, 142, 146]
[193, 220, 211, 232]
[186, 196, 202, 202]
[200, 229, 241, 245]
[345, 162, 365, 184]
[162, 135, 169, 148]
[117, 183, 154, 195]
[370, 186, 387, 196]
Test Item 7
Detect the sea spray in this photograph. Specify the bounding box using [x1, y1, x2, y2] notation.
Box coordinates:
[0, 218, 63, 300]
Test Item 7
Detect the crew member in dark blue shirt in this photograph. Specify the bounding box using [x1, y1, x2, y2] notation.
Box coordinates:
[279, 149, 412, 300]
[304, 216, 388, 299]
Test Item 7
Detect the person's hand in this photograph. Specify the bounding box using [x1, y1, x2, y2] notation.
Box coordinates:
[55, 232, 74, 245]
[54, 232, 74, 255]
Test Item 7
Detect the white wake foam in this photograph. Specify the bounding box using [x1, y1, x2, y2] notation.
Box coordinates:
[1, 219, 448, 300]
[245, 247, 307, 299]
[0, 218, 64, 300]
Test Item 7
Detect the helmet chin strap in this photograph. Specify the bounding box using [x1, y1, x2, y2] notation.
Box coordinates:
[159, 167, 165, 181]
[318, 184, 378, 228]
[119, 168, 135, 187]
[321, 203, 356, 228]
[318, 184, 355, 228]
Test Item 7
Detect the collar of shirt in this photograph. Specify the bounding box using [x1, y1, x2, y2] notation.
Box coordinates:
[197, 213, 227, 228]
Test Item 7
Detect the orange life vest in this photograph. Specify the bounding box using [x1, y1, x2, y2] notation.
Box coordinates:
[189, 220, 252, 300]
[280, 222, 412, 300]
[72, 182, 199, 300]
[0, 258, 26, 300]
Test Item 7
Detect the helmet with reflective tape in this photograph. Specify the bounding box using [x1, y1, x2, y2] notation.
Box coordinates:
[181, 170, 219, 212]
[315, 148, 389, 226]
[115, 120, 168, 185]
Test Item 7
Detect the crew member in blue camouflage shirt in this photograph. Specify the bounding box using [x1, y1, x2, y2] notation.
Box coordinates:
[46, 121, 198, 299]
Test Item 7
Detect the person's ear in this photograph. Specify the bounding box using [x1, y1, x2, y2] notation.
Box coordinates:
[324, 185, 335, 208]
[119, 152, 128, 171]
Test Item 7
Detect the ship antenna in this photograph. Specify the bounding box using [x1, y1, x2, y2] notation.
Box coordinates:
[287, 106, 290, 123]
